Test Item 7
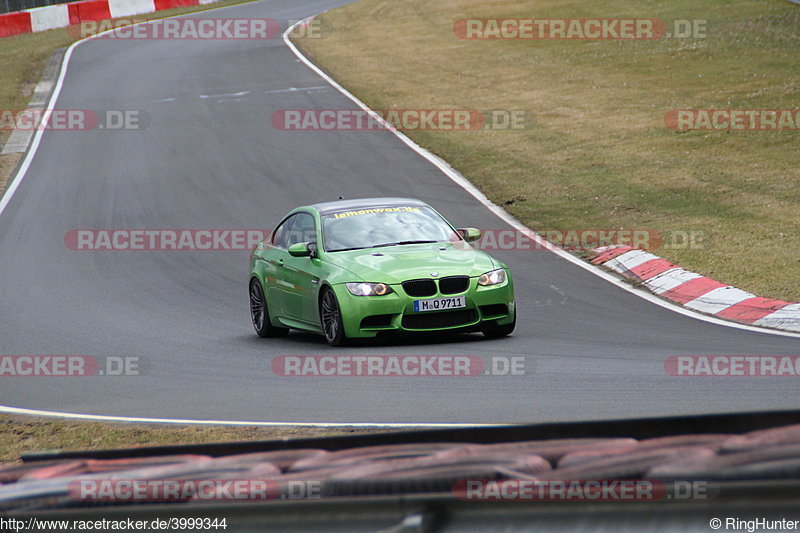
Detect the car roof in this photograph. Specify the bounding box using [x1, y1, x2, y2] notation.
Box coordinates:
[309, 197, 429, 215]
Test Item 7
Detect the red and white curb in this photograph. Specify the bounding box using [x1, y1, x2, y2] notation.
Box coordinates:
[0, 0, 220, 38]
[592, 245, 800, 332]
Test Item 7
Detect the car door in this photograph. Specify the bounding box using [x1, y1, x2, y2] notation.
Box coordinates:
[280, 212, 323, 324]
[261, 214, 296, 317]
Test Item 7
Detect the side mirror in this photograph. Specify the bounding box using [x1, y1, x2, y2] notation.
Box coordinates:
[458, 228, 482, 243]
[288, 242, 317, 257]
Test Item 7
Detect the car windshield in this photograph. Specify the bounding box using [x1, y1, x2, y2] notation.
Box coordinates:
[322, 206, 460, 252]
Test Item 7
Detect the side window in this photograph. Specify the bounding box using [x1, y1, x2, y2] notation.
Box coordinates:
[271, 215, 296, 249]
[287, 213, 317, 247]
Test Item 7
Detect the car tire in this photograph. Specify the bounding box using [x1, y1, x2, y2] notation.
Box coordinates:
[250, 278, 289, 338]
[320, 287, 348, 347]
[482, 315, 516, 338]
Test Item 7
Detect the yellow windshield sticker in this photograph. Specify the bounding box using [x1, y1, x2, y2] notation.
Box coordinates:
[333, 206, 421, 219]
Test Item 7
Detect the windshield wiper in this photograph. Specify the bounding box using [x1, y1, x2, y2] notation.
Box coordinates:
[372, 240, 439, 248]
[328, 247, 369, 252]
[328, 241, 439, 252]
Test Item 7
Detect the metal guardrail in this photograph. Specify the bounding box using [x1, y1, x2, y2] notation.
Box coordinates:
[23, 409, 800, 461]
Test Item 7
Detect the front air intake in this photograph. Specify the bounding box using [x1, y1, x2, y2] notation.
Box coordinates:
[438, 276, 469, 294]
[402, 309, 478, 329]
[402, 279, 437, 297]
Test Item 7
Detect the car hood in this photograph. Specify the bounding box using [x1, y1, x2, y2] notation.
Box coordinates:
[323, 242, 499, 284]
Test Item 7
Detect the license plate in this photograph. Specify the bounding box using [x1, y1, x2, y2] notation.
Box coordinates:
[413, 296, 466, 312]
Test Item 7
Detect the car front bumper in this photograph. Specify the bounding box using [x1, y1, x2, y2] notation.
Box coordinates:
[331, 275, 515, 339]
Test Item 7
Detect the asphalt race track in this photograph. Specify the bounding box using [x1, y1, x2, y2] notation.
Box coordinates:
[0, 0, 797, 425]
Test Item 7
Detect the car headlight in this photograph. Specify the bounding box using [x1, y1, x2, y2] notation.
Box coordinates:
[478, 269, 506, 286]
[346, 282, 393, 296]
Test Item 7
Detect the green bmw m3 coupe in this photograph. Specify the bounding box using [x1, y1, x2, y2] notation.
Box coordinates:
[248, 198, 515, 346]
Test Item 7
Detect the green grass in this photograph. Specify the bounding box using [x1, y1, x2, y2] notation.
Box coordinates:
[296, 0, 800, 301]
[0, 415, 391, 464]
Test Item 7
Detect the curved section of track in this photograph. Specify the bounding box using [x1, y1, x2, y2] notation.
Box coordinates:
[0, 0, 797, 425]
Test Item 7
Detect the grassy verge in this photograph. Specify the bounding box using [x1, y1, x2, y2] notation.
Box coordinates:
[295, 0, 800, 301]
[0, 153, 21, 192]
[0, 415, 393, 464]
[0, 0, 259, 192]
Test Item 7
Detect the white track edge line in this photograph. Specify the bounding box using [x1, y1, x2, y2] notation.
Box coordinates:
[0, 2, 487, 429]
[0, 405, 501, 427]
[282, 16, 800, 340]
[1, 5, 798, 429]
[0, 0, 266, 218]
[0, 2, 513, 429]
